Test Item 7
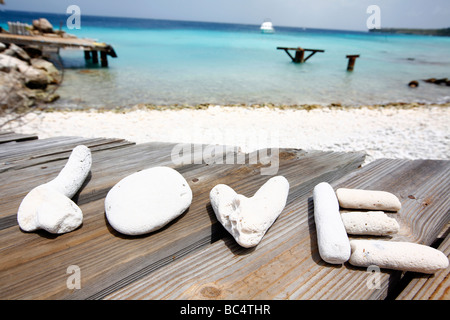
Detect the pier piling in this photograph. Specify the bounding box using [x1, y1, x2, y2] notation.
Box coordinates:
[346, 55, 360, 71]
[91, 50, 98, 64]
[100, 51, 108, 67]
[294, 48, 305, 63]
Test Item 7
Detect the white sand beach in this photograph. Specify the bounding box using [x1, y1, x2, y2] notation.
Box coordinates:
[1, 103, 449, 164]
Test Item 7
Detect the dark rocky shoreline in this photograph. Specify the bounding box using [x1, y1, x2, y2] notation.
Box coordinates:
[0, 18, 62, 111]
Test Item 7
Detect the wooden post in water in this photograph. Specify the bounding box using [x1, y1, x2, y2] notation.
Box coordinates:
[100, 51, 108, 67]
[91, 50, 99, 64]
[294, 47, 305, 63]
[84, 50, 91, 60]
[346, 54, 360, 71]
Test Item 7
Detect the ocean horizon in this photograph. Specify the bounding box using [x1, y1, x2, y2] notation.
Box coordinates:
[1, 9, 450, 108]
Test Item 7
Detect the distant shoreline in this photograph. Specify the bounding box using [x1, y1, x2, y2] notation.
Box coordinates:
[27, 101, 450, 113]
[369, 27, 450, 37]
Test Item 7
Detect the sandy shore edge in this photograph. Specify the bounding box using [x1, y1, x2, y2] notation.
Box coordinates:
[1, 102, 449, 165]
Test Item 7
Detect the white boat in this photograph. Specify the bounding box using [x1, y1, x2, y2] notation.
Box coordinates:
[260, 19, 274, 33]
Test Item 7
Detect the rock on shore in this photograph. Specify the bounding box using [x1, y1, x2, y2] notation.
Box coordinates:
[0, 42, 60, 110]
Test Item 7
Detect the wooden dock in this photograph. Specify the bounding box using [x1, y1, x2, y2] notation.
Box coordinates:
[0, 133, 448, 300]
[277, 47, 325, 63]
[0, 33, 117, 67]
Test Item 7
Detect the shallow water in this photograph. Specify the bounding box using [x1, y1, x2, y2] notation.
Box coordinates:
[2, 10, 450, 107]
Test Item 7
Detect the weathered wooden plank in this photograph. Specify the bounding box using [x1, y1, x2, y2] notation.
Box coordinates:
[0, 140, 365, 299]
[276, 47, 325, 52]
[0, 136, 82, 160]
[86, 149, 364, 300]
[335, 159, 450, 245]
[0, 136, 135, 172]
[0, 33, 117, 56]
[0, 131, 38, 144]
[0, 136, 136, 222]
[0, 141, 217, 221]
[396, 232, 450, 300]
[0, 140, 229, 298]
[105, 158, 449, 300]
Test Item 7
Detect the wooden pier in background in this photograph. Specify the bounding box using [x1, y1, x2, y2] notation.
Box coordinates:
[0, 33, 117, 67]
[277, 46, 325, 63]
[0, 132, 448, 300]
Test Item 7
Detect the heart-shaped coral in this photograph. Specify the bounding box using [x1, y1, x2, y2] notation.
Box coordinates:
[210, 176, 289, 248]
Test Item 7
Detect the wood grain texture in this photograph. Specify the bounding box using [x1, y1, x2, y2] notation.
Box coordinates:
[396, 233, 450, 300]
[2, 133, 447, 300]
[0, 134, 366, 299]
[105, 159, 449, 300]
[0, 33, 114, 51]
[0, 135, 134, 173]
[0, 136, 135, 224]
[0, 131, 38, 144]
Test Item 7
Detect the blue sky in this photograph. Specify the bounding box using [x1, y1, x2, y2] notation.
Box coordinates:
[2, 0, 450, 31]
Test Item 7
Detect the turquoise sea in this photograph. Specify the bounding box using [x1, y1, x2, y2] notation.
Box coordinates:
[2, 10, 450, 108]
